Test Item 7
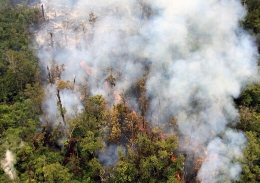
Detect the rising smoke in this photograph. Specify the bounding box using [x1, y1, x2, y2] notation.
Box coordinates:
[35, 0, 258, 182]
[1, 150, 16, 180]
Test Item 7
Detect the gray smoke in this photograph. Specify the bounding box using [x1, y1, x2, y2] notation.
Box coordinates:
[143, 0, 258, 182]
[98, 144, 119, 166]
[35, 0, 258, 182]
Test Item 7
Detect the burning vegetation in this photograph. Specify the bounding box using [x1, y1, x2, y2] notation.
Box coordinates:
[34, 0, 258, 182]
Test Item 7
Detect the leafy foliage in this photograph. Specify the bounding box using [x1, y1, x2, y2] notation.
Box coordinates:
[111, 132, 184, 183]
[0, 3, 40, 103]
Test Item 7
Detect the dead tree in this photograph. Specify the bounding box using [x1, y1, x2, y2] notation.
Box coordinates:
[56, 89, 66, 126]
[41, 4, 45, 20]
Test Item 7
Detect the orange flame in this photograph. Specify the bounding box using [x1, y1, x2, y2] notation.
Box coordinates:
[139, 127, 145, 132]
[171, 155, 176, 162]
[177, 172, 181, 181]
[113, 90, 121, 103]
[104, 81, 111, 92]
[80, 61, 96, 77]
[159, 134, 166, 140]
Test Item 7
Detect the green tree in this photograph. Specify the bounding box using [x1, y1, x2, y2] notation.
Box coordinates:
[235, 106, 260, 182]
[0, 4, 40, 102]
[239, 131, 260, 183]
[111, 132, 184, 183]
[43, 163, 73, 183]
[61, 95, 107, 182]
[107, 108, 122, 144]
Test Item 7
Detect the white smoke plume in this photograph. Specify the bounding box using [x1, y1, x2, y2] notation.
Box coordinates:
[34, 0, 258, 182]
[143, 0, 258, 182]
[197, 129, 246, 183]
[1, 150, 16, 180]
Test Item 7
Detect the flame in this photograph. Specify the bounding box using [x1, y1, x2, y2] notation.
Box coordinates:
[177, 172, 181, 181]
[139, 127, 145, 132]
[80, 61, 96, 78]
[159, 134, 166, 140]
[194, 152, 220, 182]
[104, 81, 111, 92]
[171, 155, 176, 162]
[113, 90, 121, 103]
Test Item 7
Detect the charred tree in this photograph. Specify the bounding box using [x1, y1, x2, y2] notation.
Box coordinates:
[137, 77, 150, 128]
[56, 89, 66, 126]
[50, 32, 54, 46]
[47, 66, 53, 84]
[41, 4, 45, 20]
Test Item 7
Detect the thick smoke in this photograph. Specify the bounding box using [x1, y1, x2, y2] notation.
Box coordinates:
[143, 0, 257, 182]
[35, 0, 258, 182]
[1, 150, 16, 180]
[197, 129, 246, 182]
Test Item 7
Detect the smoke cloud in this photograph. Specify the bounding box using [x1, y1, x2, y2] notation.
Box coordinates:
[35, 0, 258, 182]
[143, 0, 258, 182]
[197, 129, 246, 182]
[98, 144, 119, 166]
[1, 150, 16, 180]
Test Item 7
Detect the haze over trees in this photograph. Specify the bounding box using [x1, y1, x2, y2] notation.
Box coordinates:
[0, 0, 259, 182]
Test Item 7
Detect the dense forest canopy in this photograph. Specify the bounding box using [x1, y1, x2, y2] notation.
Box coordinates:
[0, 0, 259, 182]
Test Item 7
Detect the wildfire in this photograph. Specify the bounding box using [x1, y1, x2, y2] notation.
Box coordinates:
[80, 61, 121, 103]
[176, 172, 181, 181]
[195, 157, 205, 170]
[171, 155, 176, 162]
[113, 91, 121, 103]
[178, 140, 217, 182]
[80, 61, 96, 77]
[192, 151, 220, 182]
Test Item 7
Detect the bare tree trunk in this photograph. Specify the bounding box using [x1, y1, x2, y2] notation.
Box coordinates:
[41, 4, 45, 20]
[57, 89, 66, 126]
